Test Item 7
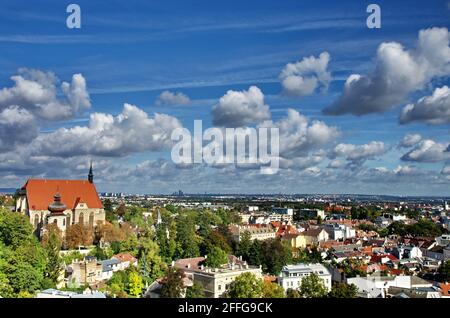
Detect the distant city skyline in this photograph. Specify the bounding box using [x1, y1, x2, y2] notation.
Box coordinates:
[0, 0, 449, 196]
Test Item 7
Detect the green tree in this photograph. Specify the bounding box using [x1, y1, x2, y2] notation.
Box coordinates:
[41, 224, 63, 285]
[226, 272, 263, 298]
[286, 288, 301, 298]
[160, 267, 185, 298]
[329, 282, 358, 298]
[438, 260, 450, 281]
[175, 214, 200, 258]
[205, 246, 228, 268]
[128, 272, 144, 297]
[299, 273, 328, 298]
[261, 239, 292, 275]
[236, 231, 252, 261]
[0, 271, 13, 298]
[262, 281, 285, 298]
[138, 239, 165, 285]
[186, 281, 205, 298]
[0, 208, 34, 247]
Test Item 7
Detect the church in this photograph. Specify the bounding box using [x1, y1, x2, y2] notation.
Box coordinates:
[15, 164, 105, 238]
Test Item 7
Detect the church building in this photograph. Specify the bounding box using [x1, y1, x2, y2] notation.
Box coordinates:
[15, 164, 105, 238]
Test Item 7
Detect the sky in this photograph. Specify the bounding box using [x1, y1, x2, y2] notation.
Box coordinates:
[0, 0, 449, 196]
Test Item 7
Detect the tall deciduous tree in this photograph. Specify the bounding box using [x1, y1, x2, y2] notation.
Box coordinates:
[329, 282, 358, 298]
[128, 271, 144, 297]
[299, 273, 328, 298]
[41, 224, 63, 285]
[160, 268, 185, 298]
[262, 281, 285, 298]
[65, 224, 93, 249]
[205, 246, 228, 268]
[226, 272, 263, 298]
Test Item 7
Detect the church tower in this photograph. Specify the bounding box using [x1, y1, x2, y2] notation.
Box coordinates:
[88, 161, 94, 183]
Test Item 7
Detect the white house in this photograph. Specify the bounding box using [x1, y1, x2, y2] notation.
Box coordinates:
[278, 263, 332, 292]
[347, 275, 433, 298]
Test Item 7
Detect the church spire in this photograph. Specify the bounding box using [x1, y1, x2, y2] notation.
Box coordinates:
[88, 161, 94, 183]
[156, 208, 162, 225]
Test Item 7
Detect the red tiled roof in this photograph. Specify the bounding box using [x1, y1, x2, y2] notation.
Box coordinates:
[439, 283, 450, 296]
[113, 253, 137, 263]
[370, 254, 398, 263]
[22, 179, 102, 210]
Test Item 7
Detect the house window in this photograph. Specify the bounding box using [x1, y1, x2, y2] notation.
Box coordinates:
[79, 212, 84, 225]
[218, 285, 222, 291]
[89, 212, 94, 228]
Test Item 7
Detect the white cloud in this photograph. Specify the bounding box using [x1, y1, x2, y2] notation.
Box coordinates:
[155, 90, 191, 106]
[0, 106, 38, 151]
[212, 86, 271, 127]
[393, 165, 418, 176]
[259, 108, 339, 159]
[332, 141, 386, 162]
[401, 139, 450, 162]
[0, 68, 91, 120]
[30, 103, 182, 157]
[442, 165, 450, 175]
[324, 27, 450, 115]
[280, 52, 331, 96]
[399, 133, 422, 148]
[400, 86, 450, 124]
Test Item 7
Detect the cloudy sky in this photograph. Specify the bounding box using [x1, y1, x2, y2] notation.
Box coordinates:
[0, 0, 449, 196]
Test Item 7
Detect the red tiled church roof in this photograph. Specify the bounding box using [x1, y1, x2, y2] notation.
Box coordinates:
[22, 179, 103, 210]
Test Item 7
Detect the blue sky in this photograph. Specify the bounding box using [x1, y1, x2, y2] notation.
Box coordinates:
[0, 0, 449, 195]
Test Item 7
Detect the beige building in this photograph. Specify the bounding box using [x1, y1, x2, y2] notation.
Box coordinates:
[67, 256, 103, 285]
[229, 224, 276, 242]
[174, 255, 263, 298]
[15, 165, 105, 238]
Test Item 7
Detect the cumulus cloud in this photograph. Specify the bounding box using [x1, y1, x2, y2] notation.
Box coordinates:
[327, 159, 344, 169]
[30, 103, 182, 157]
[442, 165, 450, 175]
[0, 68, 91, 120]
[399, 133, 422, 148]
[401, 139, 450, 162]
[280, 52, 331, 97]
[400, 86, 450, 124]
[155, 90, 191, 106]
[212, 86, 271, 127]
[332, 141, 386, 162]
[0, 106, 38, 151]
[323, 27, 450, 116]
[259, 108, 339, 159]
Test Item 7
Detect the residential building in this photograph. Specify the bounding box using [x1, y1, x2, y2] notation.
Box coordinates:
[300, 228, 329, 245]
[66, 256, 102, 286]
[347, 275, 433, 298]
[229, 224, 276, 242]
[35, 289, 106, 298]
[297, 209, 325, 220]
[174, 255, 263, 298]
[278, 263, 332, 292]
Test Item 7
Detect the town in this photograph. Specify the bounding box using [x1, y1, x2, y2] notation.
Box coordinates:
[0, 167, 449, 299]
